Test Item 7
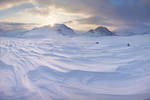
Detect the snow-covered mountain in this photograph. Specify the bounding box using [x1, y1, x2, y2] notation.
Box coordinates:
[23, 25, 117, 38]
[87, 26, 115, 36]
[23, 24, 75, 38]
[53, 24, 75, 35]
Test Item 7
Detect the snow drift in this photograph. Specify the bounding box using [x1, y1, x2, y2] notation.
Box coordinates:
[0, 34, 150, 100]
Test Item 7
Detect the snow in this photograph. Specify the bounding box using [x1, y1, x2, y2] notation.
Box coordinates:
[23, 24, 75, 38]
[0, 33, 150, 100]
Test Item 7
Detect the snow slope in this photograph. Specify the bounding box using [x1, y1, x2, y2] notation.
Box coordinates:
[23, 24, 75, 38]
[0, 34, 150, 100]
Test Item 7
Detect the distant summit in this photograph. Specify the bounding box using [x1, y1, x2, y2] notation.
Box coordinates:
[23, 24, 75, 38]
[88, 26, 115, 36]
[53, 24, 75, 35]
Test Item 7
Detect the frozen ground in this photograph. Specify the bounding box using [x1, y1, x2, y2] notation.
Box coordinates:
[0, 34, 150, 100]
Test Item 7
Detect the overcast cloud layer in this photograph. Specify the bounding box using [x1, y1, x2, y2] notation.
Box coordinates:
[0, 0, 150, 32]
[0, 0, 31, 10]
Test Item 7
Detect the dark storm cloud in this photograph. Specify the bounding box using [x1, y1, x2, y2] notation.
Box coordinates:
[112, 0, 150, 22]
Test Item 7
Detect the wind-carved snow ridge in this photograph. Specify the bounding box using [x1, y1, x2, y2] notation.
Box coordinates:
[0, 34, 150, 100]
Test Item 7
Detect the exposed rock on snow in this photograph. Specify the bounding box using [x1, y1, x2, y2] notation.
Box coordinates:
[53, 24, 75, 35]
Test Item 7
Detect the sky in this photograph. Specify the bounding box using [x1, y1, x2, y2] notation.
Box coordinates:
[0, 0, 150, 32]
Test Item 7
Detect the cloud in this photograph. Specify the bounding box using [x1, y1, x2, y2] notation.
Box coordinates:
[0, 22, 39, 31]
[33, 0, 150, 31]
[0, 0, 31, 10]
[34, 0, 113, 15]
[76, 16, 112, 26]
[0, 0, 150, 31]
[25, 7, 51, 16]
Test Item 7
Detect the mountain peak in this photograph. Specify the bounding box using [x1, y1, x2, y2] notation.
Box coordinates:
[95, 26, 110, 32]
[53, 24, 66, 27]
[23, 24, 75, 38]
[88, 26, 115, 36]
[52, 24, 75, 35]
[53, 24, 71, 30]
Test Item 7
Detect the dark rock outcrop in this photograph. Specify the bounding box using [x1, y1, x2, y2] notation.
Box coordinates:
[87, 26, 115, 36]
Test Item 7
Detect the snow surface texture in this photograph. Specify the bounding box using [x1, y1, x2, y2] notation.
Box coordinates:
[0, 30, 150, 100]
